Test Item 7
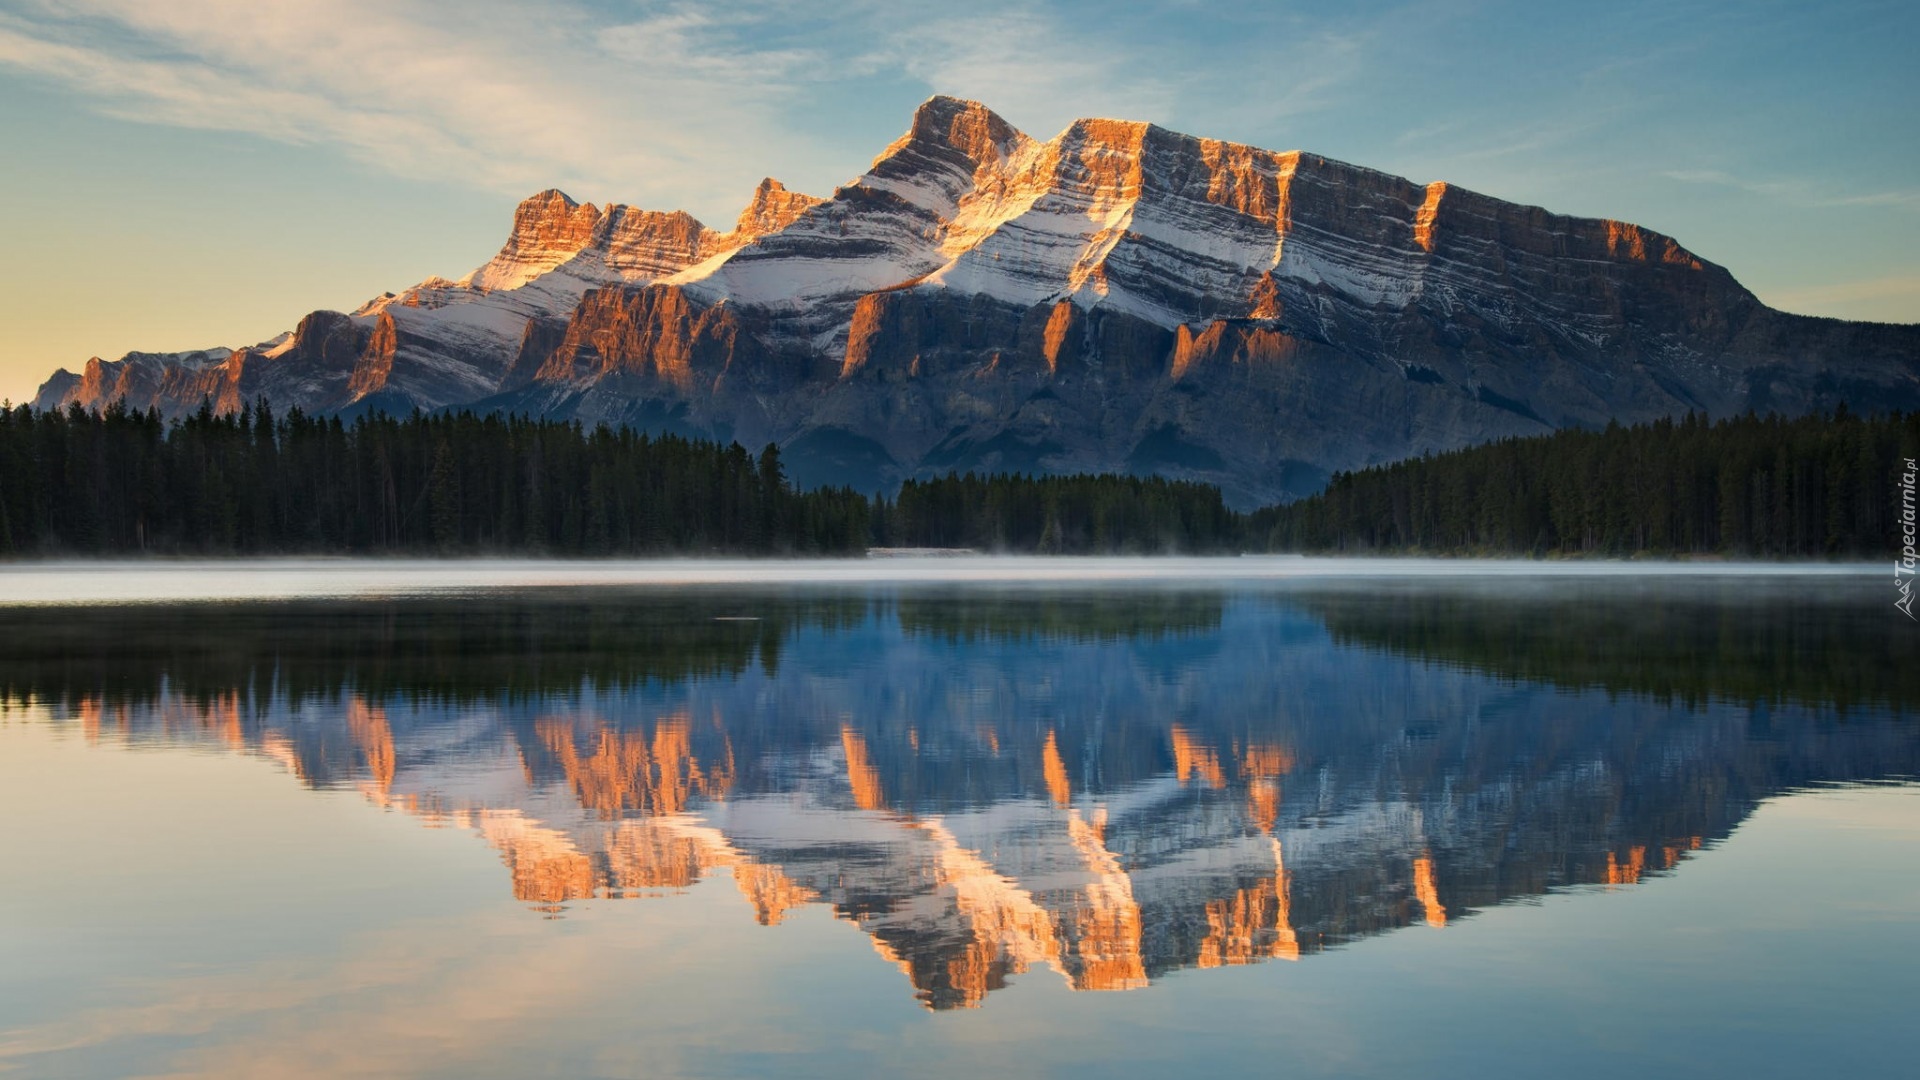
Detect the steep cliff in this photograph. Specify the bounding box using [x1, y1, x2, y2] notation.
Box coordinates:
[33, 96, 1920, 504]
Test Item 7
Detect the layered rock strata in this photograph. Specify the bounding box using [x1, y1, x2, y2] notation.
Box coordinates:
[35, 97, 1919, 503]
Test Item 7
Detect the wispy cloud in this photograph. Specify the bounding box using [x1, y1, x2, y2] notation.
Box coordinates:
[1663, 168, 1920, 212]
[0, 0, 1432, 223]
[0, 0, 1219, 222]
[0, 0, 850, 220]
[878, 8, 1174, 133]
[1826, 190, 1920, 210]
[1405, 108, 1630, 166]
[596, 8, 829, 84]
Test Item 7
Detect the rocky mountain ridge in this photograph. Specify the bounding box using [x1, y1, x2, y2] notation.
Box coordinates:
[33, 96, 1920, 504]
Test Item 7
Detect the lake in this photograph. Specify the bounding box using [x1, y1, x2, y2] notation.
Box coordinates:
[0, 559, 1914, 1078]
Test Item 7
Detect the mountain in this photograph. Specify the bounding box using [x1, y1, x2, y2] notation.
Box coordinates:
[32, 96, 1920, 505]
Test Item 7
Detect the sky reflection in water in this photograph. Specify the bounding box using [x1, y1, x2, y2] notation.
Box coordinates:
[0, 565, 1914, 1078]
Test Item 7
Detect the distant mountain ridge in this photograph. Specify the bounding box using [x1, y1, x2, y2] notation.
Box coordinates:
[33, 96, 1920, 504]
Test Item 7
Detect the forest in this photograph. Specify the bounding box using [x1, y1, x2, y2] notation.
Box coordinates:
[874, 471, 1240, 553]
[1, 402, 1914, 558]
[0, 403, 869, 556]
[1255, 408, 1919, 557]
[0, 402, 1231, 556]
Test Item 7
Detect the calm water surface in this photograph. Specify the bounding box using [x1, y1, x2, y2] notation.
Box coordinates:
[0, 560, 1915, 1078]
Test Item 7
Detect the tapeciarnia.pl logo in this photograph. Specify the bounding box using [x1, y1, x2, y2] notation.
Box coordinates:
[1900, 457, 1918, 620]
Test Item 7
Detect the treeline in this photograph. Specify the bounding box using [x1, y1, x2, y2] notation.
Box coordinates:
[873, 472, 1240, 553]
[0, 403, 1240, 557]
[6, 402, 1916, 559]
[1255, 409, 1920, 557]
[0, 403, 869, 555]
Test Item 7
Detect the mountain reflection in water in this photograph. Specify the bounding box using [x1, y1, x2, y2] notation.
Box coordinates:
[4, 579, 1912, 1011]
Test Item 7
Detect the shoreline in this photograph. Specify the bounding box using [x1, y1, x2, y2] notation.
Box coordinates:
[0, 554, 1892, 607]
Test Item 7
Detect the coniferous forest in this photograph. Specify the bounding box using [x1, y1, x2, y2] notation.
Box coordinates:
[0, 402, 1914, 558]
[0, 402, 1234, 556]
[0, 403, 871, 556]
[873, 472, 1240, 553]
[1256, 409, 1919, 557]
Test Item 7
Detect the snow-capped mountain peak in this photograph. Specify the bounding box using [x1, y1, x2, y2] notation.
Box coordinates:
[31, 97, 1919, 506]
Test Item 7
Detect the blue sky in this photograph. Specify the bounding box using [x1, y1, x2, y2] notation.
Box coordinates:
[0, 0, 1914, 402]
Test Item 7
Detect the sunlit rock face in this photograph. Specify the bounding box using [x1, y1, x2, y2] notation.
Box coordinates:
[15, 586, 1916, 1011]
[31, 97, 1920, 504]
